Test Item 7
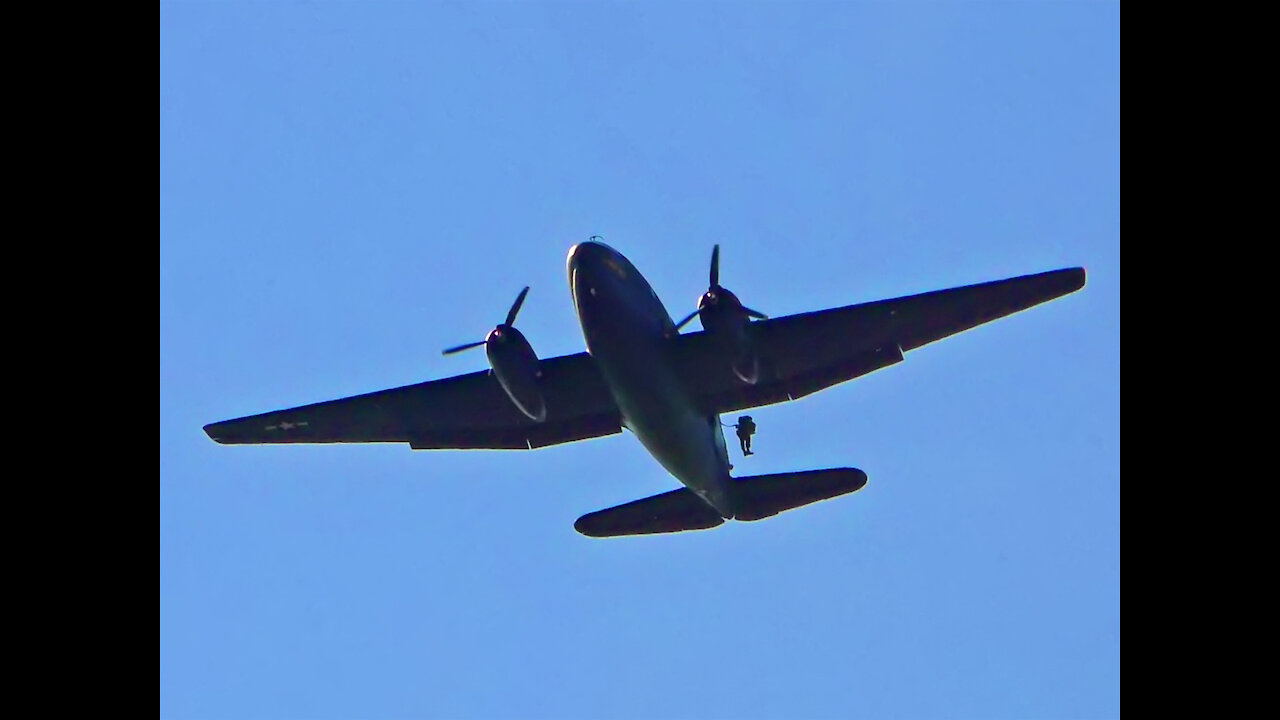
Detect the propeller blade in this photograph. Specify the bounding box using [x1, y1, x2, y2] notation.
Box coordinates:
[505, 286, 530, 327]
[442, 340, 486, 356]
[710, 244, 720, 287]
[742, 306, 768, 320]
[673, 309, 700, 331]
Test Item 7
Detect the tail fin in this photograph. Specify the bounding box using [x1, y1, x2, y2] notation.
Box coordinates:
[731, 467, 867, 521]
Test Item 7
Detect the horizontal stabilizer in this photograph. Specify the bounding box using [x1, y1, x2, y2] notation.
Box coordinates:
[731, 467, 867, 521]
[574, 488, 725, 538]
[575, 467, 867, 537]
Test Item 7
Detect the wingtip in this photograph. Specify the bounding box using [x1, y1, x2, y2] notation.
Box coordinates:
[1045, 266, 1086, 294]
[573, 514, 606, 538]
[203, 422, 228, 444]
[828, 467, 869, 493]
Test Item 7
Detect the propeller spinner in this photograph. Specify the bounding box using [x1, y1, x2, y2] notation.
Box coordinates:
[673, 245, 768, 331]
[442, 286, 530, 355]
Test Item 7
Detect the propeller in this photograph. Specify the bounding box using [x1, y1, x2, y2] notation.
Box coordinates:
[442, 286, 530, 355]
[673, 309, 700, 333]
[673, 245, 767, 331]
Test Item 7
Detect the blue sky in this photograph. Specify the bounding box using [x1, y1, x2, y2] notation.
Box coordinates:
[161, 3, 1119, 718]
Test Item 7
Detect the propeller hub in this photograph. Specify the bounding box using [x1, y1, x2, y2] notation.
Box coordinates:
[670, 246, 767, 333]
[442, 287, 531, 356]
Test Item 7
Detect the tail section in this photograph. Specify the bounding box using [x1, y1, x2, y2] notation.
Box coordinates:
[730, 467, 867, 521]
[574, 467, 866, 537]
[574, 487, 726, 538]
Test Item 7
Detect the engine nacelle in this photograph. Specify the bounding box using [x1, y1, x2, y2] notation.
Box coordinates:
[484, 325, 547, 422]
[696, 287, 761, 385]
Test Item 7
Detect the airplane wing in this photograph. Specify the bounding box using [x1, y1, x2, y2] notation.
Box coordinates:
[203, 351, 621, 450]
[674, 267, 1086, 415]
[206, 268, 1082, 449]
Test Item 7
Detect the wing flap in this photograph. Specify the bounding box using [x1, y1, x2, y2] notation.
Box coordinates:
[691, 343, 905, 415]
[409, 412, 622, 450]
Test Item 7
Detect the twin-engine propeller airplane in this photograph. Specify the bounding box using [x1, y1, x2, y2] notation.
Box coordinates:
[205, 240, 1085, 537]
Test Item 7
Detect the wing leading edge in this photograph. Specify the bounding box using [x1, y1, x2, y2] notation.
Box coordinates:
[203, 351, 621, 450]
[674, 267, 1085, 415]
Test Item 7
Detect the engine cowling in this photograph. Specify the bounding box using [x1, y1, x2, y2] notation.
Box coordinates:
[485, 325, 547, 422]
[441, 286, 549, 422]
[696, 287, 761, 385]
[670, 246, 768, 386]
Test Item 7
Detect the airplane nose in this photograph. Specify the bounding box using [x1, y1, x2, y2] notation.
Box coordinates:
[567, 240, 619, 317]
[567, 242, 591, 310]
[566, 239, 605, 267]
[566, 243, 583, 290]
[566, 242, 583, 276]
[566, 240, 608, 288]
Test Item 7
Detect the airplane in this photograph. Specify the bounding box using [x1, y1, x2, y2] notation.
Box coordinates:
[204, 240, 1085, 538]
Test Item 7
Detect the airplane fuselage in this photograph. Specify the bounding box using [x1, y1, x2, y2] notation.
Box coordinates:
[567, 241, 736, 516]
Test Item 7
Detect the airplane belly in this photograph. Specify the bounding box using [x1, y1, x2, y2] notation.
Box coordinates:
[569, 240, 733, 515]
[587, 324, 733, 515]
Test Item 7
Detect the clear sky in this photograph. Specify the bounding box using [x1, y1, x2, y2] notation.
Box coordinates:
[161, 3, 1119, 718]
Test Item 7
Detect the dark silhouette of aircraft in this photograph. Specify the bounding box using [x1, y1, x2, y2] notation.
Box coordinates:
[204, 240, 1084, 537]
